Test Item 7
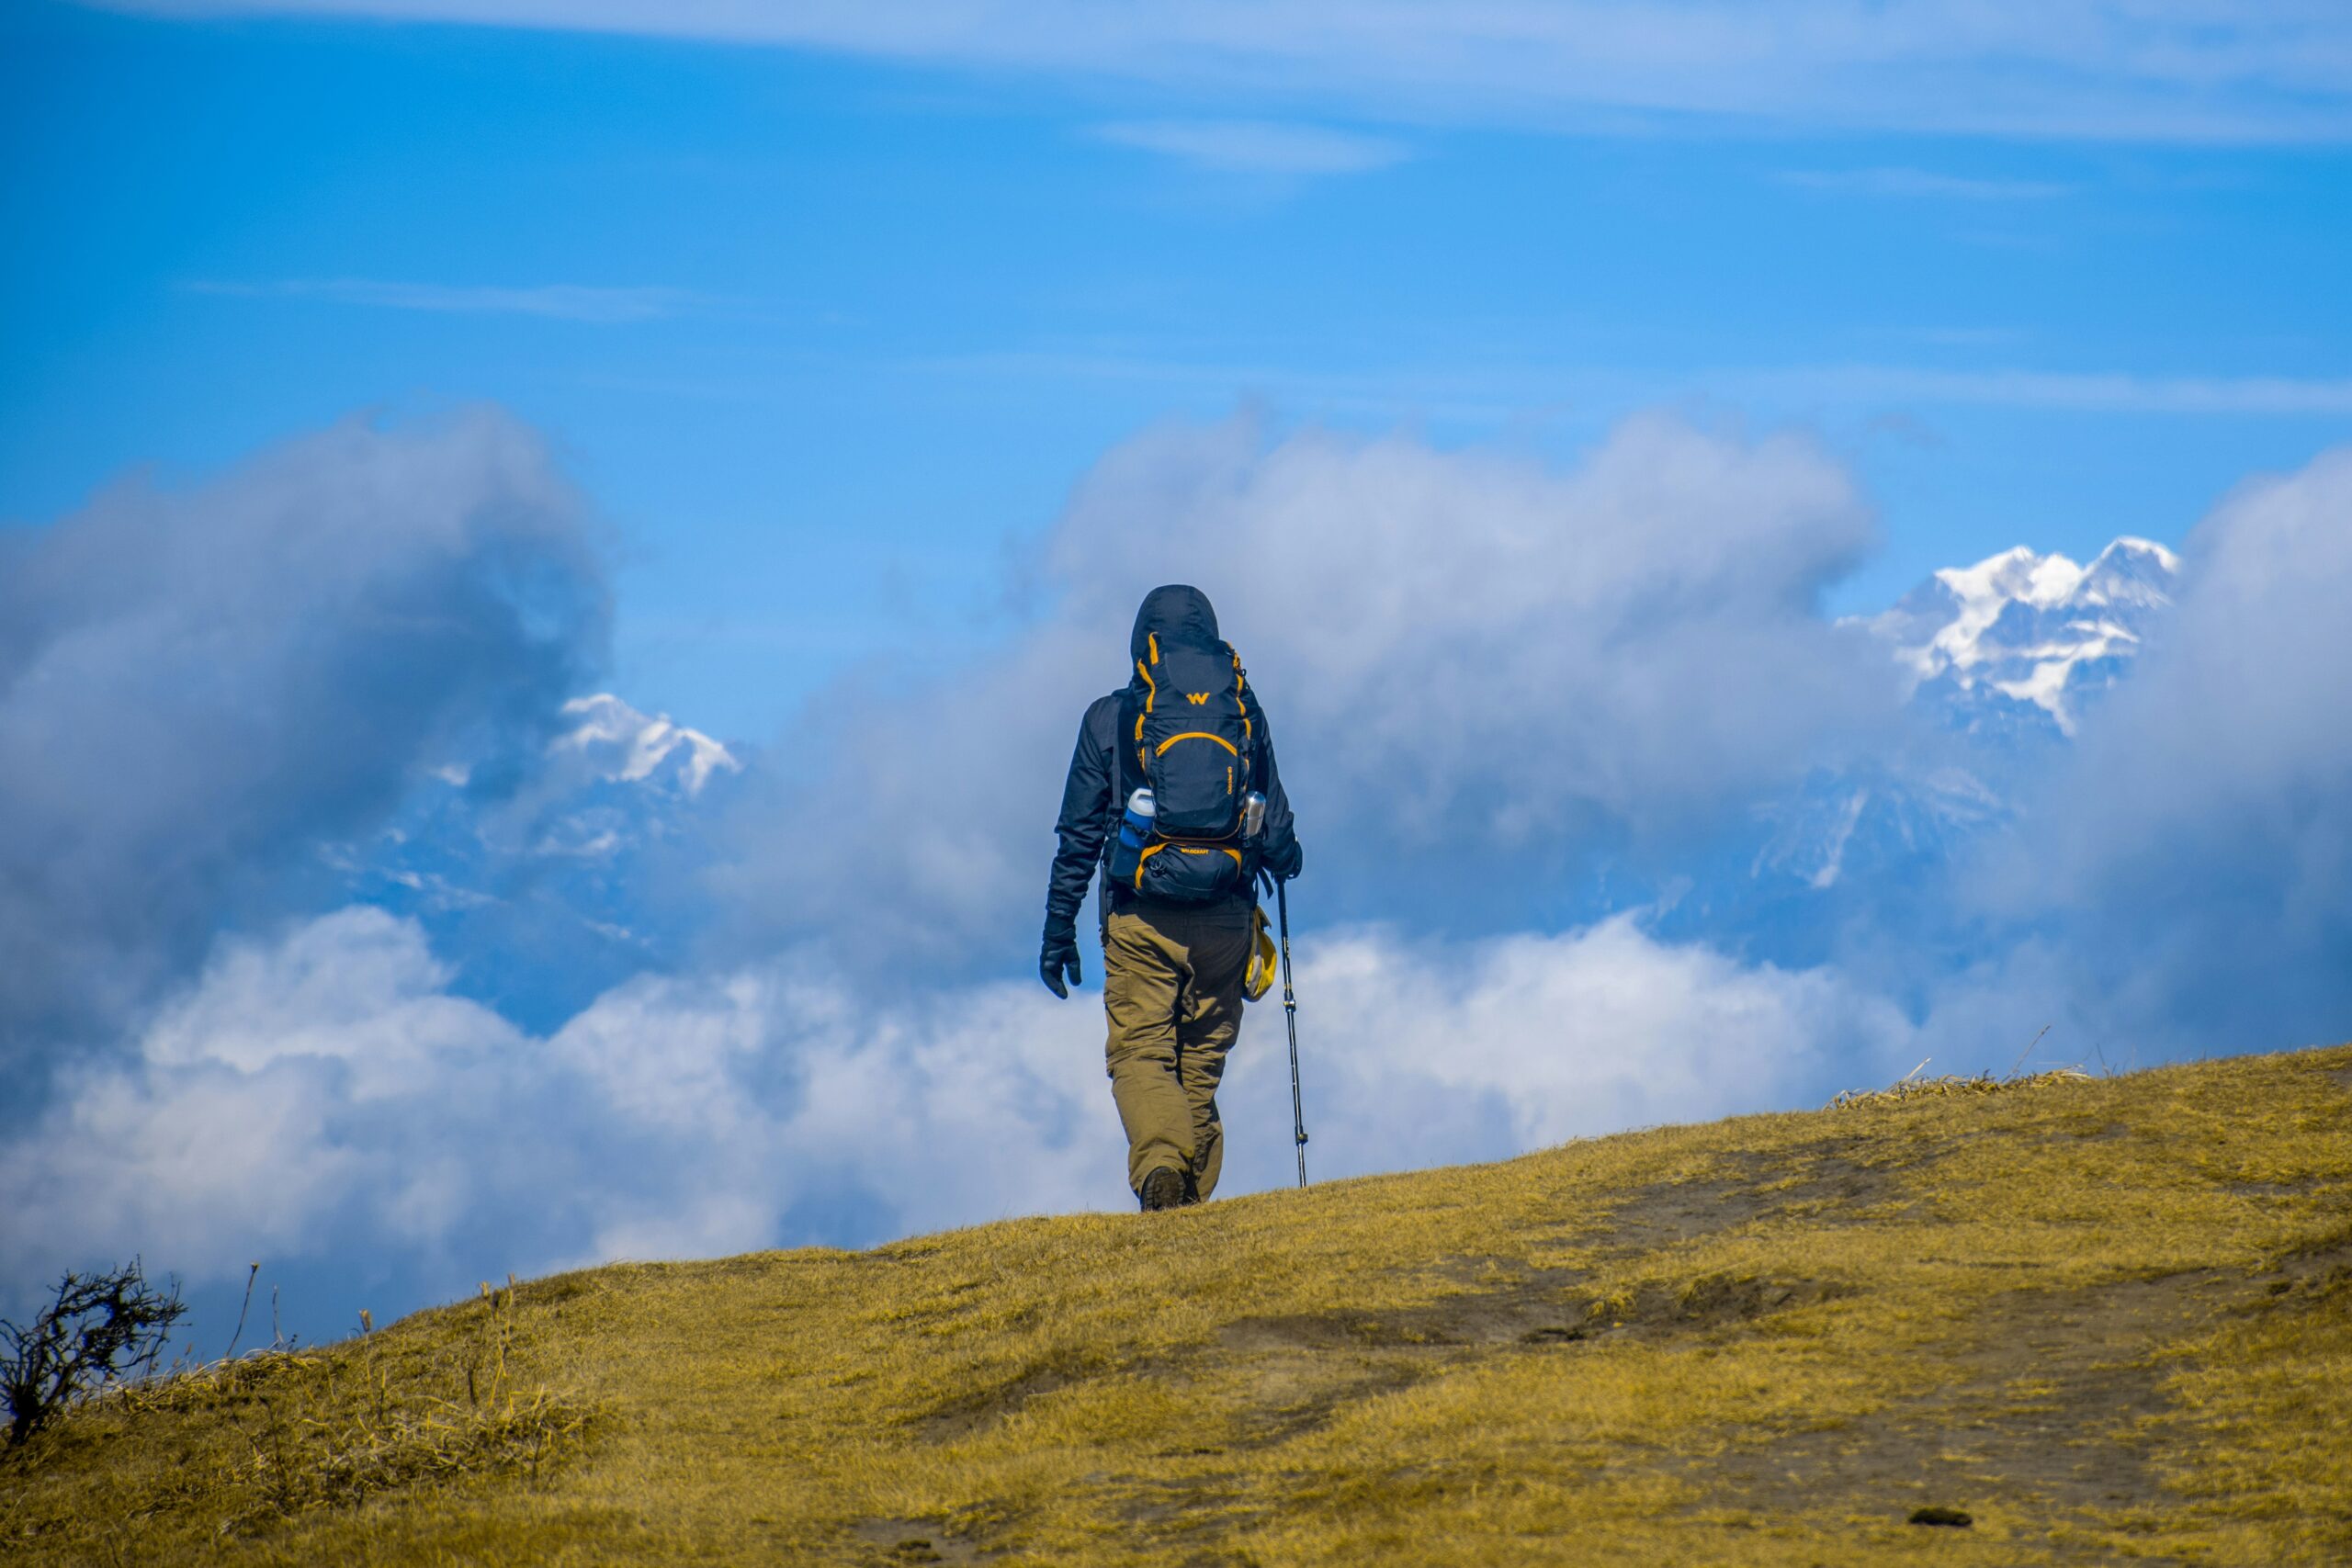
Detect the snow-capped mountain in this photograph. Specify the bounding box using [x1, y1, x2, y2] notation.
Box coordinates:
[1725, 535, 2184, 908]
[526, 694, 741, 860]
[324, 694, 742, 1028]
[1868, 537, 2180, 737]
[551, 694, 740, 799]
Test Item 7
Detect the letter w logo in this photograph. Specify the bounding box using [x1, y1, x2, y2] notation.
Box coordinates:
[1185, 693, 1212, 705]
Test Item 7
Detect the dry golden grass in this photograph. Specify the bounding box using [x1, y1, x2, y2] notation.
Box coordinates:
[5, 1043, 2348, 1566]
[1828, 1064, 2094, 1109]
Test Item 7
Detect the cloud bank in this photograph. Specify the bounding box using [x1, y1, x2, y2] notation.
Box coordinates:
[707, 412, 1899, 970]
[1977, 447, 2352, 1051]
[7, 401, 2349, 1355]
[0, 903, 1904, 1306]
[0, 411, 608, 1079]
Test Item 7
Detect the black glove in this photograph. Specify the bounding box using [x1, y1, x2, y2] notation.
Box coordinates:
[1040, 925, 1082, 999]
[1261, 838, 1303, 888]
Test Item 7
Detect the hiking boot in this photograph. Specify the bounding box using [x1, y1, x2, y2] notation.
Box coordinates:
[1138, 1167, 1186, 1213]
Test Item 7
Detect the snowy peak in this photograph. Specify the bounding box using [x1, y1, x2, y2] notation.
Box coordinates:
[335, 693, 743, 1028]
[555, 694, 741, 796]
[1871, 536, 2179, 736]
[2075, 536, 2181, 610]
[1743, 534, 2179, 902]
[1933, 544, 2086, 617]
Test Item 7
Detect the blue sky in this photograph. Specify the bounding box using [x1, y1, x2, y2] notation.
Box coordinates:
[8, 2, 2350, 739]
[5, 1, 2352, 1348]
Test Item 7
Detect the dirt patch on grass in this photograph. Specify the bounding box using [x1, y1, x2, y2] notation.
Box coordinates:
[916, 1259, 1849, 1455]
[1597, 1274, 1853, 1339]
[2262, 1219, 2352, 1301]
[1591, 1148, 1909, 1257]
[1686, 1268, 2233, 1558]
[848, 1518, 989, 1563]
[1223, 1269, 1841, 1357]
[1591, 1175, 1760, 1252]
[1219, 1269, 1584, 1353]
[916, 1359, 1091, 1441]
[1222, 1351, 1430, 1449]
[1112, 1471, 1284, 1549]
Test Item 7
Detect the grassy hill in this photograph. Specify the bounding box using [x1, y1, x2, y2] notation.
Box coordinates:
[6, 1044, 2349, 1566]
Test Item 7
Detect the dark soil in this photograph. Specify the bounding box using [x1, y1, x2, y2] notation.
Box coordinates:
[1689, 1268, 2222, 1562]
[1590, 1146, 1911, 1257]
[848, 1519, 987, 1564]
[917, 1359, 1091, 1442]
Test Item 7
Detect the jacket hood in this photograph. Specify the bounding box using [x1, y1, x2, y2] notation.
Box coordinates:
[1129, 584, 1220, 665]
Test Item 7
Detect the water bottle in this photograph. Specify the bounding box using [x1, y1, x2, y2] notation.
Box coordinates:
[1241, 790, 1266, 840]
[1121, 788, 1157, 848]
[1109, 787, 1155, 883]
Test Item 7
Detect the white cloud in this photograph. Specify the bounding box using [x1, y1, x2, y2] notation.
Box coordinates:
[0, 903, 1911, 1303]
[0, 909, 526, 1276]
[187, 278, 697, 322]
[0, 409, 607, 1069]
[1964, 445, 2352, 1054]
[550, 968, 781, 1135]
[109, 1, 2352, 141]
[708, 411, 1898, 970]
[141, 907, 520, 1098]
[1092, 119, 1408, 175]
[2008, 445, 2352, 895]
[1056, 412, 1897, 837]
[1233, 915, 1916, 1179]
[0, 908, 1112, 1296]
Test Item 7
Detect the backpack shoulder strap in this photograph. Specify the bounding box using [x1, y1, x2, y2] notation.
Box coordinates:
[1113, 686, 1144, 800]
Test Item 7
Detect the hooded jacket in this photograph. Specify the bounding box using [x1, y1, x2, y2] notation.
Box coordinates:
[1044, 585, 1301, 939]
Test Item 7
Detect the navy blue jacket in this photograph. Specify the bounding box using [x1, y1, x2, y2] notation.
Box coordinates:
[1044, 586, 1301, 939]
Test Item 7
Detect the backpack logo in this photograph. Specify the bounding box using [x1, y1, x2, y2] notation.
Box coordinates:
[1186, 693, 1211, 705]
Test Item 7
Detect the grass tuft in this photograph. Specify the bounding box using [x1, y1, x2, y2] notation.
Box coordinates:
[1829, 1064, 2094, 1109]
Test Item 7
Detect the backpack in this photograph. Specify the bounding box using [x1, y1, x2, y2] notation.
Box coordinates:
[1114, 629, 1257, 904]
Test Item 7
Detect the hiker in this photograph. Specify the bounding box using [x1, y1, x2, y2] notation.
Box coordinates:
[1039, 585, 1304, 1212]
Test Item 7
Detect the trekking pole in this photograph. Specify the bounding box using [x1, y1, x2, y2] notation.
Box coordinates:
[1277, 879, 1309, 1189]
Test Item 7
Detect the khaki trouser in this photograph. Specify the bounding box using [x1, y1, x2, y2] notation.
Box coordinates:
[1103, 904, 1252, 1200]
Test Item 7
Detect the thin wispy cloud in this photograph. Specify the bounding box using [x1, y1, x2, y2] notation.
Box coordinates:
[112, 1, 2352, 141]
[1776, 167, 2075, 201]
[1762, 365, 2352, 415]
[916, 346, 2352, 420]
[187, 277, 698, 322]
[1092, 119, 1409, 175]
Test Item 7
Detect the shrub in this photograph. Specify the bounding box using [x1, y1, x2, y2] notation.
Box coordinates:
[2, 1260, 187, 1446]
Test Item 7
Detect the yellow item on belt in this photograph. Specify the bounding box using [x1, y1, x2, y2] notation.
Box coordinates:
[1244, 904, 1278, 1002]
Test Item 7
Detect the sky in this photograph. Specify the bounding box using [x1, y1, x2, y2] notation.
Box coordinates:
[3, 0, 2350, 1350]
[9, 2, 2352, 737]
